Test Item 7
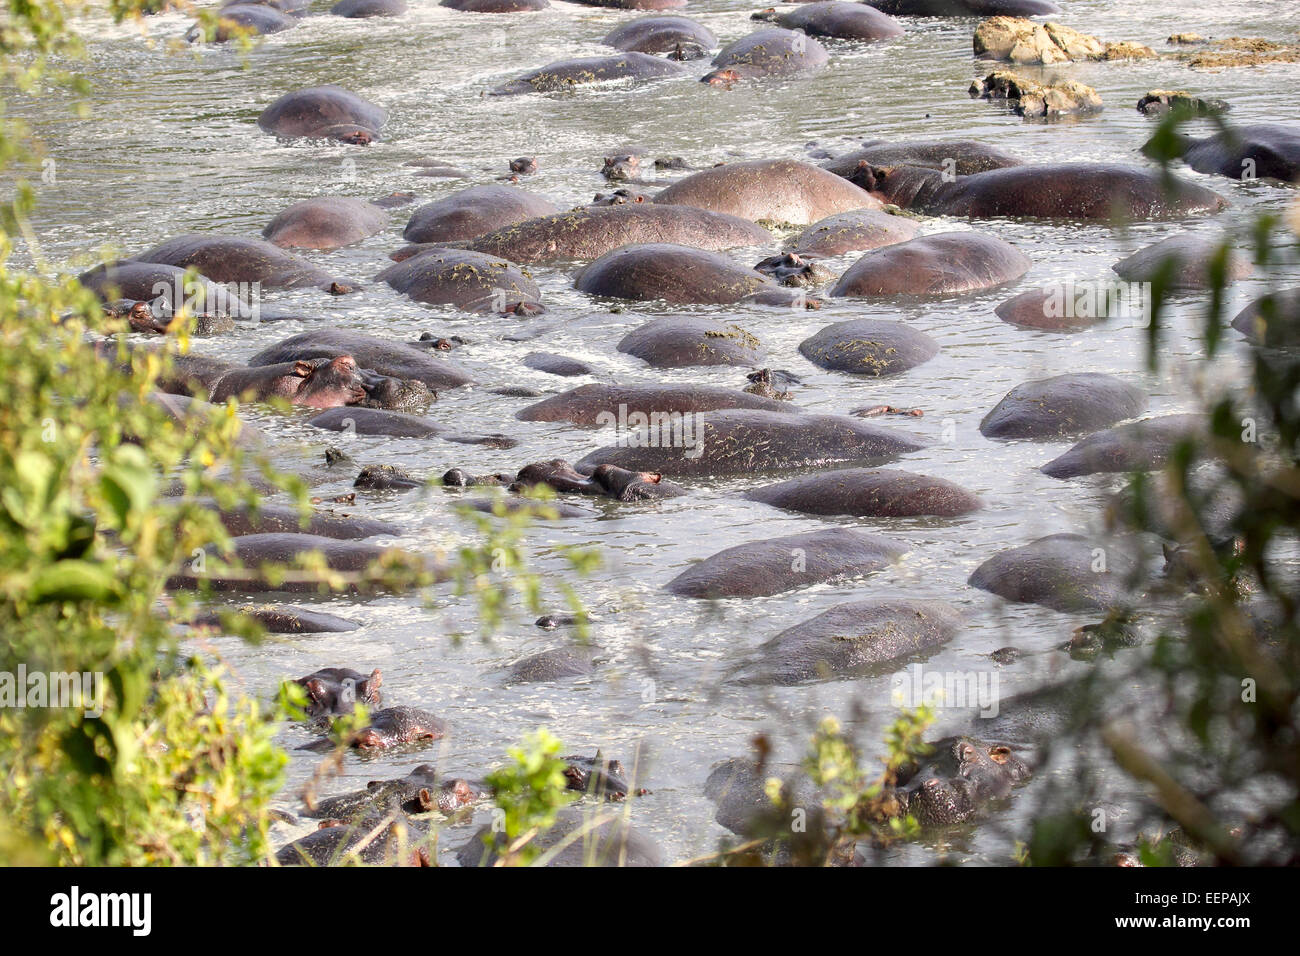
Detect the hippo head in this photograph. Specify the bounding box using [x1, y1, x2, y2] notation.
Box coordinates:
[592, 188, 648, 206]
[357, 370, 435, 412]
[296, 667, 383, 719]
[294, 355, 368, 409]
[318, 124, 376, 145]
[510, 156, 538, 174]
[701, 68, 742, 88]
[602, 154, 641, 182]
[562, 752, 642, 802]
[513, 459, 590, 495]
[847, 161, 940, 209]
[667, 42, 709, 62]
[589, 463, 684, 501]
[753, 253, 835, 288]
[895, 737, 1028, 827]
[419, 778, 480, 814]
[126, 300, 164, 333]
[750, 7, 778, 22]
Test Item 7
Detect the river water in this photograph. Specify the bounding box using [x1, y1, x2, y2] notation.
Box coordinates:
[14, 0, 1300, 864]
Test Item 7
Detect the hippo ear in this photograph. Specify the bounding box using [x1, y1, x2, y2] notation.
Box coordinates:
[416, 788, 435, 812]
[293, 361, 315, 378]
[988, 746, 1013, 765]
[957, 741, 978, 763]
[303, 678, 328, 705]
[368, 668, 383, 691]
[633, 195, 644, 203]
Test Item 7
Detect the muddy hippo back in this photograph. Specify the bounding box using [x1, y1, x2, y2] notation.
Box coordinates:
[653, 159, 881, 224]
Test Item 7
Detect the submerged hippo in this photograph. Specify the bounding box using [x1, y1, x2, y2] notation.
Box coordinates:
[575, 243, 798, 306]
[257, 85, 387, 144]
[746, 468, 983, 517]
[831, 232, 1031, 297]
[262, 197, 391, 250]
[276, 817, 429, 867]
[980, 373, 1147, 440]
[441, 0, 549, 10]
[732, 598, 963, 684]
[331, 0, 408, 16]
[562, 753, 647, 801]
[1230, 288, 1300, 346]
[521, 352, 599, 377]
[752, 252, 834, 287]
[666, 528, 904, 599]
[376, 248, 541, 313]
[203, 4, 296, 42]
[968, 533, 1140, 613]
[351, 706, 448, 749]
[791, 209, 920, 257]
[208, 357, 367, 408]
[1111, 233, 1250, 291]
[292, 666, 383, 718]
[305, 765, 484, 822]
[504, 646, 598, 684]
[1040, 414, 1205, 479]
[653, 159, 881, 224]
[247, 330, 475, 390]
[458, 812, 662, 867]
[1153, 123, 1300, 184]
[575, 408, 927, 478]
[602, 15, 717, 54]
[798, 319, 939, 375]
[864, 0, 1060, 14]
[516, 383, 790, 425]
[77, 260, 252, 318]
[133, 235, 342, 291]
[752, 3, 903, 42]
[822, 139, 1024, 179]
[849, 162, 1228, 221]
[994, 285, 1115, 331]
[308, 407, 515, 446]
[403, 185, 558, 244]
[471, 203, 771, 263]
[892, 736, 1030, 828]
[703, 28, 829, 85]
[617, 316, 766, 368]
[513, 459, 686, 501]
[492, 53, 686, 95]
[186, 603, 360, 634]
[205, 500, 401, 540]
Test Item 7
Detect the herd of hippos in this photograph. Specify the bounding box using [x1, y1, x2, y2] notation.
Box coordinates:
[81, 0, 1300, 864]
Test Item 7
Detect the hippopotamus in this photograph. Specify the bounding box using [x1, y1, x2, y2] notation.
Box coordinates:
[798, 319, 939, 375]
[457, 812, 662, 867]
[970, 533, 1142, 613]
[292, 666, 383, 718]
[441, 0, 548, 10]
[201, 4, 296, 42]
[891, 736, 1030, 828]
[257, 85, 387, 144]
[352, 463, 425, 491]
[205, 499, 401, 539]
[831, 232, 1031, 297]
[504, 646, 598, 683]
[77, 260, 253, 319]
[1111, 233, 1250, 291]
[402, 185, 558, 244]
[752, 252, 834, 287]
[863, 0, 1060, 14]
[207, 356, 366, 408]
[980, 373, 1147, 440]
[575, 243, 801, 306]
[822, 139, 1024, 179]
[350, 706, 448, 750]
[849, 162, 1229, 221]
[223, 0, 309, 13]
[791, 209, 920, 257]
[602, 15, 717, 54]
[703, 28, 829, 85]
[601, 153, 645, 183]
[653, 159, 880, 225]
[590, 187, 655, 206]
[520, 352, 598, 377]
[132, 235, 343, 291]
[562, 753, 646, 801]
[617, 316, 767, 368]
[994, 285, 1114, 331]
[575, 408, 927, 478]
[665, 528, 904, 599]
[248, 330, 475, 389]
[516, 383, 790, 425]
[745, 468, 983, 517]
[744, 367, 799, 400]
[1231, 288, 1300, 346]
[262, 197, 391, 250]
[375, 248, 542, 313]
[331, 0, 406, 15]
[167, 532, 439, 593]
[307, 407, 515, 447]
[470, 203, 771, 263]
[491, 53, 686, 95]
[1040, 414, 1204, 479]
[276, 816, 430, 867]
[732, 598, 963, 684]
[186, 603, 360, 634]
[567, 0, 683, 8]
[513, 459, 686, 501]
[751, 3, 903, 42]
[305, 765, 486, 822]
[1152, 123, 1300, 184]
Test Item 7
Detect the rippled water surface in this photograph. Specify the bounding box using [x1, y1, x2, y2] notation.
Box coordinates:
[14, 0, 1300, 864]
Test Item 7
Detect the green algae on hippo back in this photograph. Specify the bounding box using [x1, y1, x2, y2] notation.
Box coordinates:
[574, 408, 928, 479]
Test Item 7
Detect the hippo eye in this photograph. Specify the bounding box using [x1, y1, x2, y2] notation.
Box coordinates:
[957, 743, 977, 762]
[988, 746, 1013, 765]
